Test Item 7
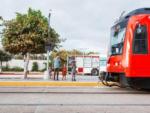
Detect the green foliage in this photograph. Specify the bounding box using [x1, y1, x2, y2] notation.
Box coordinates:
[32, 62, 39, 71]
[0, 16, 2, 20]
[51, 49, 85, 66]
[0, 50, 12, 62]
[2, 8, 60, 55]
[2, 66, 24, 72]
[51, 50, 67, 65]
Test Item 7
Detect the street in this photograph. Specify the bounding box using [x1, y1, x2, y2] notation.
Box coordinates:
[0, 87, 149, 113]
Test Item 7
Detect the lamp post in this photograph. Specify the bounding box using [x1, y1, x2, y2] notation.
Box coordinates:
[0, 17, 3, 48]
[0, 16, 3, 73]
[44, 11, 52, 80]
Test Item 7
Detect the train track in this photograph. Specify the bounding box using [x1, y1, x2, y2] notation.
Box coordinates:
[0, 87, 149, 94]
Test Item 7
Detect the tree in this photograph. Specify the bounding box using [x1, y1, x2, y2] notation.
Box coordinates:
[0, 50, 12, 72]
[0, 16, 2, 20]
[50, 49, 85, 67]
[50, 49, 99, 67]
[2, 8, 60, 78]
[51, 50, 68, 66]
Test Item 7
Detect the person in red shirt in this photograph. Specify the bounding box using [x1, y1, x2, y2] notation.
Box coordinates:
[62, 64, 67, 80]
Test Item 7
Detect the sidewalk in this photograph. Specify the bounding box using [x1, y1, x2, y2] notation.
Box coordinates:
[0, 74, 99, 81]
[0, 73, 101, 87]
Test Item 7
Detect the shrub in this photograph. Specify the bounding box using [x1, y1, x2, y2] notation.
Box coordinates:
[12, 66, 24, 72]
[32, 62, 39, 72]
[2, 66, 24, 72]
[2, 66, 9, 71]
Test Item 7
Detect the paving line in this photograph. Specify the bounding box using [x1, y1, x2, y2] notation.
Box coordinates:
[0, 103, 149, 106]
[0, 91, 148, 94]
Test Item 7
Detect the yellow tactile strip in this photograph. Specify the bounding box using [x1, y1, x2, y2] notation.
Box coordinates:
[0, 81, 103, 87]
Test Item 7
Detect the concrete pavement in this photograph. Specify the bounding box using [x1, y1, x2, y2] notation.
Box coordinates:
[0, 74, 99, 82]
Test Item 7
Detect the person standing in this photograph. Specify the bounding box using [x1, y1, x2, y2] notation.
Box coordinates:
[71, 60, 76, 81]
[53, 55, 61, 80]
[62, 64, 67, 80]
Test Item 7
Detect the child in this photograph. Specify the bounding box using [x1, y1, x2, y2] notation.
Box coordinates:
[62, 64, 67, 80]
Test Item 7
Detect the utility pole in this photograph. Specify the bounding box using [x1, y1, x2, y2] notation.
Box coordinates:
[44, 11, 52, 80]
[0, 17, 3, 47]
[0, 16, 3, 73]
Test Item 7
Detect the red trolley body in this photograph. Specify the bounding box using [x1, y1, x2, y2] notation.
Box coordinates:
[102, 8, 150, 89]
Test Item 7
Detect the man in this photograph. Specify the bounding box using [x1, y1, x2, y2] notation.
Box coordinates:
[53, 55, 61, 80]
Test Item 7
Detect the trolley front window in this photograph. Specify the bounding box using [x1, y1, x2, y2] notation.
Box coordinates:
[109, 27, 126, 55]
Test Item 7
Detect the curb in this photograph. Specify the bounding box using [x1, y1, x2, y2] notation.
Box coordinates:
[0, 81, 103, 87]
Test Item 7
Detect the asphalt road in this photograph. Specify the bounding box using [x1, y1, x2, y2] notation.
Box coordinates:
[0, 86, 150, 113]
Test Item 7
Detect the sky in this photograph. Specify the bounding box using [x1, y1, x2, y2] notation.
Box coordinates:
[0, 0, 150, 54]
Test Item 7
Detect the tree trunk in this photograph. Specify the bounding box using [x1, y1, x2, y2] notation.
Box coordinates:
[0, 61, 2, 73]
[23, 53, 29, 79]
